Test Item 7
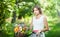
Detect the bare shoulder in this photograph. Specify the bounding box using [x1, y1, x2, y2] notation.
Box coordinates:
[42, 15, 47, 21]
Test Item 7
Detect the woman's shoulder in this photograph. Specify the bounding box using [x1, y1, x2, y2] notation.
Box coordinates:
[42, 15, 48, 21]
[42, 15, 47, 19]
[32, 16, 35, 19]
[42, 15, 47, 18]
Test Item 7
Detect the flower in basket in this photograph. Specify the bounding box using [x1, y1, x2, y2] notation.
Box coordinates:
[14, 25, 22, 33]
[21, 26, 27, 33]
[14, 26, 20, 33]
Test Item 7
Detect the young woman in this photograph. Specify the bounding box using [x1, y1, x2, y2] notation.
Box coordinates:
[30, 5, 49, 37]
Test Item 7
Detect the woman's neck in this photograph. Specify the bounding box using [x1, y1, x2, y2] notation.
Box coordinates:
[35, 14, 42, 19]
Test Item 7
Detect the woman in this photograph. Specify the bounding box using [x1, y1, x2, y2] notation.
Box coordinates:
[30, 5, 49, 37]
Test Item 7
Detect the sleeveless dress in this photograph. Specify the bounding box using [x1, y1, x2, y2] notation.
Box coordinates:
[30, 15, 45, 37]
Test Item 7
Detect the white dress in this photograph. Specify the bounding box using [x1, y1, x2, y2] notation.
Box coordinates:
[30, 15, 45, 37]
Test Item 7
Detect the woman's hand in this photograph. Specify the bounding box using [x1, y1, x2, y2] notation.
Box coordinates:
[36, 30, 41, 35]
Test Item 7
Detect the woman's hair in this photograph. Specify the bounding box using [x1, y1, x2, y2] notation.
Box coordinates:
[33, 5, 42, 14]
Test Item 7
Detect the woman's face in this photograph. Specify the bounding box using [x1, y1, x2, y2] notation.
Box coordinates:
[33, 8, 40, 16]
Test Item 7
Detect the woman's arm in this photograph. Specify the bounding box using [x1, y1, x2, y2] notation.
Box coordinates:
[41, 16, 49, 32]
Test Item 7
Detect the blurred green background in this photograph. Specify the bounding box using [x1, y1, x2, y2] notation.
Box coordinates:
[0, 0, 60, 37]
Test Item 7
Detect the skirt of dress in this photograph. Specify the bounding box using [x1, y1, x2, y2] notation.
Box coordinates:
[30, 32, 45, 37]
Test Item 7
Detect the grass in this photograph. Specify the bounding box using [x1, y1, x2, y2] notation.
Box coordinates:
[46, 20, 60, 37]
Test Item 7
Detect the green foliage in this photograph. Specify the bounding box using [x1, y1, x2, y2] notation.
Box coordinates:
[0, 22, 14, 37]
[46, 22, 60, 37]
